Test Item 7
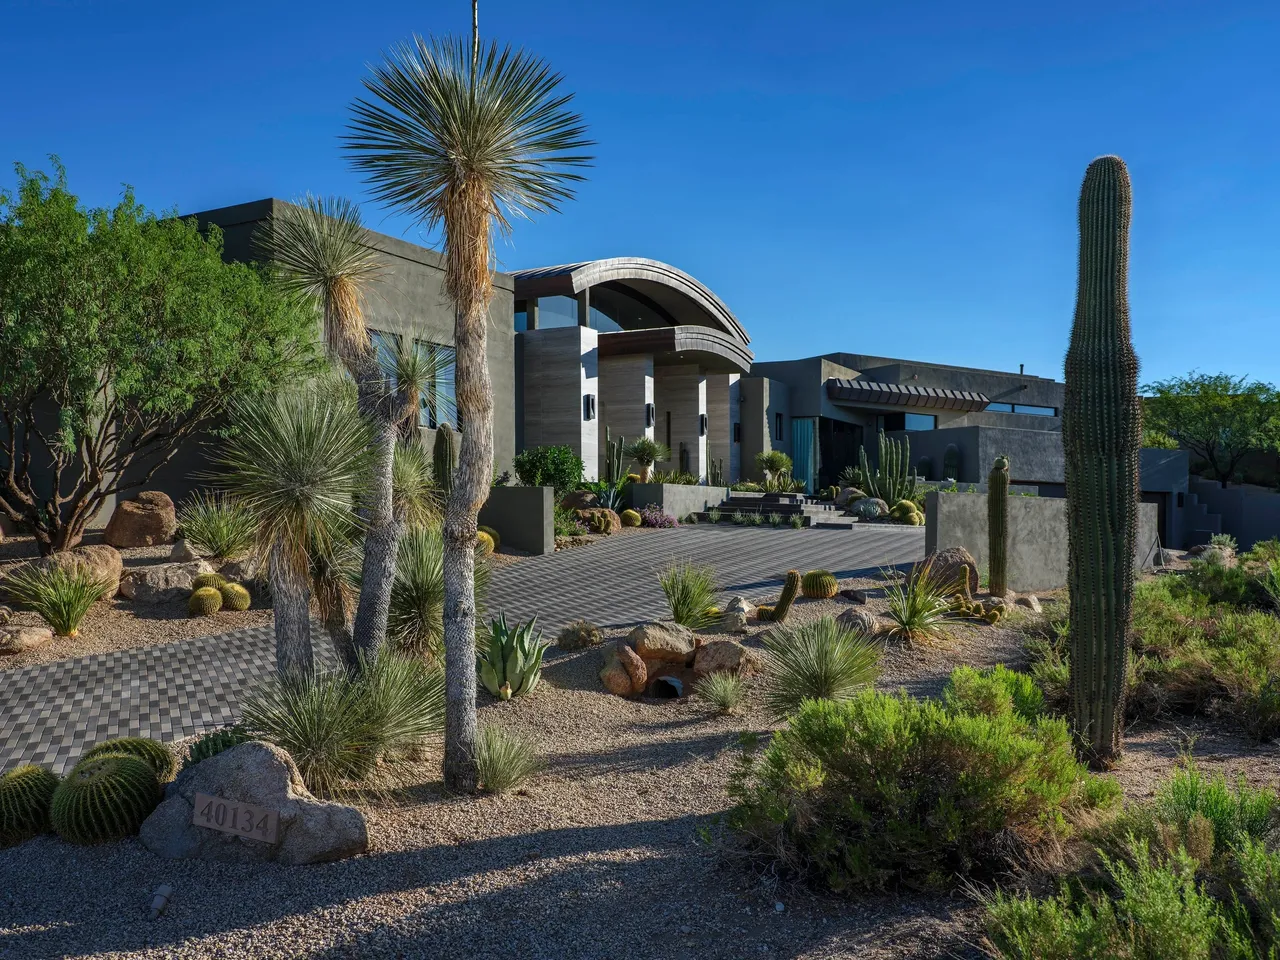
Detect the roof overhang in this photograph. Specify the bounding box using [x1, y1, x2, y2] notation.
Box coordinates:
[826, 378, 990, 412]
[511, 257, 750, 346]
[599, 326, 754, 374]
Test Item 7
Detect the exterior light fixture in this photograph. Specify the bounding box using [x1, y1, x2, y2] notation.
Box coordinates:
[699, 413, 708, 436]
[583, 394, 597, 420]
[645, 402, 656, 427]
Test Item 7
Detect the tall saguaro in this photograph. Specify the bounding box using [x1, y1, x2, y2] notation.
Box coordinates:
[1063, 156, 1142, 768]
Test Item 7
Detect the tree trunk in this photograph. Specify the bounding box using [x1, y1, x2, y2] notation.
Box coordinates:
[352, 407, 402, 662]
[442, 297, 494, 793]
[270, 540, 314, 680]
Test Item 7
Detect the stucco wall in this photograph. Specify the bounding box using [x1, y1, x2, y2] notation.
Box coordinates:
[924, 491, 1159, 592]
[519, 326, 599, 480]
[1188, 477, 1280, 551]
[627, 483, 727, 519]
[479, 485, 554, 556]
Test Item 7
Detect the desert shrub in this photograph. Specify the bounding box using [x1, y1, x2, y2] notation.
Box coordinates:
[557, 619, 602, 650]
[659, 562, 718, 630]
[1144, 760, 1276, 862]
[695, 672, 745, 714]
[387, 526, 489, 659]
[553, 506, 587, 538]
[638, 503, 679, 528]
[2, 566, 110, 637]
[240, 651, 444, 794]
[747, 511, 764, 525]
[731, 690, 1118, 892]
[1211, 533, 1239, 551]
[943, 665, 1044, 721]
[882, 560, 952, 644]
[1184, 556, 1253, 606]
[761, 616, 881, 719]
[475, 725, 541, 793]
[789, 514, 804, 529]
[706, 507, 722, 524]
[756, 450, 793, 477]
[512, 444, 583, 496]
[176, 492, 257, 561]
[1244, 538, 1280, 569]
[649, 468, 699, 485]
[767, 511, 783, 527]
[731, 510, 746, 526]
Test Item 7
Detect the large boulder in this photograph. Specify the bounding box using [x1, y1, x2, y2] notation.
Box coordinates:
[835, 486, 867, 507]
[693, 640, 760, 678]
[2, 545, 123, 598]
[600, 641, 647, 696]
[119, 560, 215, 604]
[560, 490, 598, 512]
[140, 741, 367, 865]
[627, 621, 697, 665]
[0, 625, 53, 655]
[104, 491, 177, 548]
[850, 498, 889, 520]
[575, 508, 622, 534]
[919, 546, 979, 599]
[837, 607, 880, 637]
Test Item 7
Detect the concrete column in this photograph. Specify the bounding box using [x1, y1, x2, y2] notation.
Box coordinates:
[577, 288, 590, 327]
[598, 355, 654, 477]
[653, 364, 707, 480]
[519, 326, 600, 480]
[706, 373, 739, 485]
[527, 298, 539, 330]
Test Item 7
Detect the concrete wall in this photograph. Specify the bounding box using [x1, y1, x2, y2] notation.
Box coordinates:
[1188, 477, 1280, 551]
[597, 354, 654, 476]
[479, 485, 554, 556]
[627, 483, 728, 519]
[705, 373, 739, 483]
[739, 377, 791, 481]
[887, 425, 1066, 486]
[519, 326, 599, 481]
[924, 491, 1160, 592]
[654, 364, 707, 479]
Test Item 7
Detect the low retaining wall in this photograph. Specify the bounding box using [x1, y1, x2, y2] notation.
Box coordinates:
[479, 486, 554, 556]
[627, 483, 728, 519]
[924, 491, 1159, 592]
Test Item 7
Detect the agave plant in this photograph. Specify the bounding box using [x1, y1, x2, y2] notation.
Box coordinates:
[477, 613, 548, 700]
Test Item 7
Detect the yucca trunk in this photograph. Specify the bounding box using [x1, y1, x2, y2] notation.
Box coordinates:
[269, 540, 314, 680]
[1064, 156, 1142, 769]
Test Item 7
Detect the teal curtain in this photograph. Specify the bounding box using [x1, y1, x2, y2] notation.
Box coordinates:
[790, 417, 818, 493]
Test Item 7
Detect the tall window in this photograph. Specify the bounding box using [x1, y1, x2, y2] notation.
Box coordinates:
[775, 412, 784, 441]
[369, 329, 400, 391]
[415, 340, 457, 430]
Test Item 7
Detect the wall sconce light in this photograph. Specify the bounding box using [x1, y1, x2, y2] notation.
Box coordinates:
[645, 402, 656, 428]
[583, 394, 597, 421]
[699, 413, 708, 437]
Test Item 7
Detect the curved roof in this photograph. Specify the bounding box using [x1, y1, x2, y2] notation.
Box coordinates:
[510, 257, 750, 345]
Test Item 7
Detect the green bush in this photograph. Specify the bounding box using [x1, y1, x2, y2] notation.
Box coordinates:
[755, 450, 793, 477]
[512, 445, 583, 496]
[553, 506, 587, 538]
[943, 665, 1044, 721]
[695, 672, 745, 714]
[2, 565, 110, 637]
[387, 526, 490, 660]
[761, 616, 881, 719]
[0, 764, 59, 846]
[475, 725, 541, 794]
[176, 492, 257, 561]
[80, 736, 177, 781]
[240, 652, 444, 794]
[50, 753, 161, 844]
[731, 689, 1118, 892]
[659, 562, 719, 630]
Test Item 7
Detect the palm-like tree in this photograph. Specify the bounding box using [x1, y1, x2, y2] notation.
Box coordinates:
[345, 31, 591, 791]
[216, 386, 373, 679]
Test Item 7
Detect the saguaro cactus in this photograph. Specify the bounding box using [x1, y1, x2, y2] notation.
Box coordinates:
[433, 425, 457, 495]
[987, 456, 1010, 598]
[1064, 156, 1142, 768]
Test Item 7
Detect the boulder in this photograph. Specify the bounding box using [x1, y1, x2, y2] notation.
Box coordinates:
[600, 655, 634, 697]
[693, 640, 760, 677]
[919, 546, 979, 599]
[2, 545, 123, 599]
[1203, 545, 1236, 567]
[725, 595, 756, 618]
[711, 610, 749, 635]
[104, 491, 178, 548]
[560, 490, 599, 511]
[140, 741, 367, 865]
[119, 560, 215, 604]
[0, 625, 53, 655]
[837, 608, 879, 637]
[615, 641, 648, 694]
[170, 540, 201, 563]
[627, 621, 697, 665]
[219, 557, 261, 584]
[575, 507, 622, 534]
[835, 486, 867, 507]
[850, 498, 889, 520]
[1016, 594, 1043, 614]
[840, 588, 870, 605]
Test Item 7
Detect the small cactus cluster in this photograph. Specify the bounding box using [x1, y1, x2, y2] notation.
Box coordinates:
[556, 619, 603, 650]
[182, 727, 250, 772]
[587, 512, 613, 535]
[50, 752, 162, 844]
[619, 508, 642, 527]
[81, 736, 177, 781]
[757, 571, 801, 622]
[889, 499, 924, 526]
[801, 570, 839, 599]
[478, 526, 501, 551]
[948, 594, 1008, 624]
[988, 456, 1011, 598]
[191, 572, 228, 592]
[478, 613, 548, 700]
[475, 531, 496, 556]
[188, 576, 251, 616]
[0, 764, 59, 846]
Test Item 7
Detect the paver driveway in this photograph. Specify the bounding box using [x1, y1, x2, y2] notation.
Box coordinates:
[0, 525, 923, 773]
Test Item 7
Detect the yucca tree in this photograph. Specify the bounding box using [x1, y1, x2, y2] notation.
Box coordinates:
[216, 386, 374, 679]
[345, 27, 591, 791]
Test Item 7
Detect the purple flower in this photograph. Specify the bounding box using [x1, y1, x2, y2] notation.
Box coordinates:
[639, 503, 679, 528]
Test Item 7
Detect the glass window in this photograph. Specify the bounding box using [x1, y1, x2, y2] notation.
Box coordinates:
[985, 402, 1013, 412]
[904, 413, 936, 431]
[589, 305, 621, 333]
[514, 308, 528, 332]
[415, 340, 457, 430]
[369, 329, 400, 391]
[536, 295, 579, 328]
[775, 413, 784, 441]
[1014, 404, 1056, 416]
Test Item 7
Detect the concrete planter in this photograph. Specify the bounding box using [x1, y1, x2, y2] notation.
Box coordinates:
[479, 486, 555, 556]
[627, 483, 728, 519]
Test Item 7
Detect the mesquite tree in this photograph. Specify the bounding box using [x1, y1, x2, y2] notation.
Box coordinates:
[1064, 156, 1142, 768]
[345, 25, 591, 791]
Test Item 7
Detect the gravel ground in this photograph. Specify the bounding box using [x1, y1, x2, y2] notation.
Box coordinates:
[1, 569, 1274, 960]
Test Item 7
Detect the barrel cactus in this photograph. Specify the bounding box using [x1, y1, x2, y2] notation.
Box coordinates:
[757, 570, 801, 622]
[433, 425, 458, 494]
[181, 727, 250, 772]
[191, 572, 228, 591]
[988, 456, 1010, 598]
[0, 764, 59, 846]
[889, 499, 921, 524]
[188, 586, 223, 616]
[219, 582, 251, 611]
[80, 736, 177, 781]
[619, 508, 642, 527]
[50, 753, 161, 844]
[477, 613, 548, 699]
[475, 531, 496, 556]
[478, 526, 501, 551]
[1064, 156, 1142, 768]
[801, 570, 839, 599]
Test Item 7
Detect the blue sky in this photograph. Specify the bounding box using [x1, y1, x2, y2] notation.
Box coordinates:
[3, 1, 1278, 384]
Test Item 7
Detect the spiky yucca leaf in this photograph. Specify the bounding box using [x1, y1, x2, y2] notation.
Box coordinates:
[475, 725, 542, 794]
[762, 616, 882, 719]
[2, 566, 110, 638]
[177, 492, 257, 561]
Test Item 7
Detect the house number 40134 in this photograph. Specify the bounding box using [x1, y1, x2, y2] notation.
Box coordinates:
[191, 792, 280, 844]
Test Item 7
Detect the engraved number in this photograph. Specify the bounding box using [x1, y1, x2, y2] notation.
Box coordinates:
[199, 800, 213, 822]
[214, 802, 227, 826]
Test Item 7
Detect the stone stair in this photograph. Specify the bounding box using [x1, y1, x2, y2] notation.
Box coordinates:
[703, 492, 857, 529]
[1181, 490, 1222, 547]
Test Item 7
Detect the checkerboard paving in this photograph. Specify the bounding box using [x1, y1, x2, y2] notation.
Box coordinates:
[0, 524, 923, 773]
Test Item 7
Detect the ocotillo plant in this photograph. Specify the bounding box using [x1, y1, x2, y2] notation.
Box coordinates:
[432, 425, 457, 496]
[987, 456, 1010, 597]
[857, 431, 916, 504]
[1064, 156, 1142, 768]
